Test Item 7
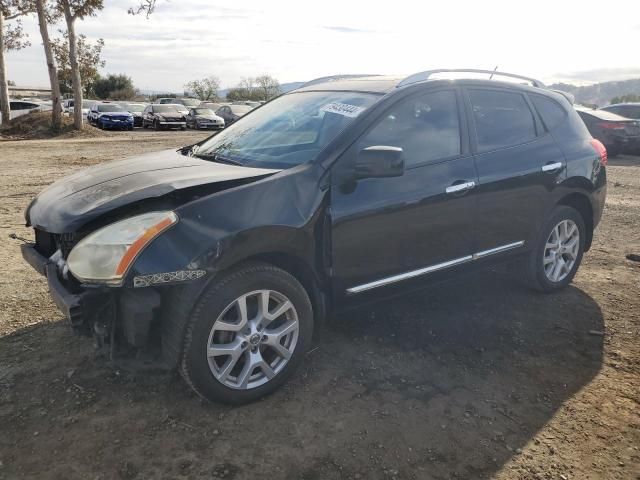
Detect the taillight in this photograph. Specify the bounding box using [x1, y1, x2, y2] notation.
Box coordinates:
[597, 122, 625, 130]
[590, 138, 607, 166]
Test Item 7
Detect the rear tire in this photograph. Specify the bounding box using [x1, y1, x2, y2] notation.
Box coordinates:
[154, 120, 161, 131]
[524, 205, 585, 292]
[180, 262, 313, 404]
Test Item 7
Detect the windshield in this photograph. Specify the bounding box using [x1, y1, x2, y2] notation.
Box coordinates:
[194, 108, 215, 115]
[195, 91, 379, 168]
[97, 104, 124, 112]
[154, 105, 179, 113]
[126, 103, 145, 112]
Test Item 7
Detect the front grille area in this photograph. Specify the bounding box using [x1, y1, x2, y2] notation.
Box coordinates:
[34, 229, 78, 259]
[55, 233, 78, 258]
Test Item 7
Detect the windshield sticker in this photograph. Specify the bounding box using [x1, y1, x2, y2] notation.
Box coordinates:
[320, 102, 365, 118]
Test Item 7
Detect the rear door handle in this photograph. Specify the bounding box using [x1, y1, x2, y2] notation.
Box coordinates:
[541, 162, 563, 172]
[446, 181, 476, 194]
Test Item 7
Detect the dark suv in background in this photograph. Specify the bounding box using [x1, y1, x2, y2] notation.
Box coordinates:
[20, 69, 607, 404]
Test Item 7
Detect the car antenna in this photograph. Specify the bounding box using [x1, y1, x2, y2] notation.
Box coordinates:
[489, 65, 498, 80]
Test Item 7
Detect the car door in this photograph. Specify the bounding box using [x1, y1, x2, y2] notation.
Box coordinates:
[330, 88, 478, 295]
[464, 87, 566, 254]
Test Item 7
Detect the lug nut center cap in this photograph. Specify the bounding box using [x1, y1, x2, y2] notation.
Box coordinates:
[249, 333, 261, 346]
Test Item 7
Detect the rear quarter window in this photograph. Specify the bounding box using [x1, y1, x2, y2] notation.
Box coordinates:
[530, 94, 567, 130]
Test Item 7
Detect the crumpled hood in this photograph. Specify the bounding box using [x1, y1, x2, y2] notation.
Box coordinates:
[26, 149, 279, 233]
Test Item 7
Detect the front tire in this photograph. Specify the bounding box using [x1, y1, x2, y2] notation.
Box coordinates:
[525, 205, 585, 292]
[180, 263, 313, 404]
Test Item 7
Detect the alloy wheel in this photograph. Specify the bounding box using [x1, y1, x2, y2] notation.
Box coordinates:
[206, 289, 299, 390]
[543, 219, 579, 282]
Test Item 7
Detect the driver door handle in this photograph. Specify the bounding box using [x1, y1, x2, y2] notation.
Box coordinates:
[542, 161, 563, 172]
[446, 181, 476, 194]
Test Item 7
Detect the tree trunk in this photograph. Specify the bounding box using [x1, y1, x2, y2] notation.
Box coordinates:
[61, 0, 82, 130]
[0, 11, 11, 125]
[35, 0, 63, 131]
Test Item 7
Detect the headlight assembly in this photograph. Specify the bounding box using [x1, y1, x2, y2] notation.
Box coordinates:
[67, 211, 178, 285]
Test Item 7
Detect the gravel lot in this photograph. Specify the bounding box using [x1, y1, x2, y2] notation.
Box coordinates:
[0, 131, 638, 480]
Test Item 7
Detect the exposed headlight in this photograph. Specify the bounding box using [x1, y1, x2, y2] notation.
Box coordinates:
[67, 211, 178, 285]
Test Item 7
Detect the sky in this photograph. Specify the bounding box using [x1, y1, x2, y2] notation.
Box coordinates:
[6, 0, 640, 92]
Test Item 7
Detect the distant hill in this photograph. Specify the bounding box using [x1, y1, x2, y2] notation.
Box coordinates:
[549, 78, 640, 107]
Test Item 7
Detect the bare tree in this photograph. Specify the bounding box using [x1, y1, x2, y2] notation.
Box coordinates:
[255, 74, 280, 101]
[127, 0, 157, 17]
[58, 0, 103, 129]
[185, 76, 220, 101]
[0, 0, 32, 125]
[34, 0, 63, 130]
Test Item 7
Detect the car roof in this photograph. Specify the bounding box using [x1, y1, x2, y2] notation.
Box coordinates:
[293, 72, 564, 100]
[295, 75, 403, 94]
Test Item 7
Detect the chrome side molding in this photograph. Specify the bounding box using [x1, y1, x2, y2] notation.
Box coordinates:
[346, 240, 525, 294]
[446, 181, 476, 194]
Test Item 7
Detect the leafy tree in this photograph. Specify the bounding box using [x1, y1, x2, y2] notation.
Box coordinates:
[93, 73, 135, 99]
[185, 76, 220, 101]
[52, 32, 104, 97]
[34, 0, 64, 130]
[0, 0, 33, 124]
[611, 94, 640, 104]
[58, 0, 104, 129]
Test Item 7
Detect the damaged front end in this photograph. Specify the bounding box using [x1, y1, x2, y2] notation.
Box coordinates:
[20, 149, 281, 356]
[21, 229, 164, 354]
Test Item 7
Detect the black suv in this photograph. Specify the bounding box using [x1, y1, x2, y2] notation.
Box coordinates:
[20, 70, 607, 404]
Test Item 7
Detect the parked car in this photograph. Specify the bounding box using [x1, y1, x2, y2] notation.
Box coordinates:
[174, 98, 201, 108]
[232, 100, 261, 108]
[87, 102, 134, 130]
[0, 100, 51, 124]
[198, 102, 222, 112]
[120, 102, 147, 127]
[70, 100, 96, 120]
[20, 69, 607, 405]
[185, 108, 225, 130]
[575, 106, 640, 156]
[62, 99, 74, 114]
[599, 103, 640, 120]
[142, 104, 186, 130]
[157, 97, 178, 104]
[215, 104, 252, 126]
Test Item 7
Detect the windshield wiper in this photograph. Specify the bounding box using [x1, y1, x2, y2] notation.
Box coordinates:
[194, 152, 244, 166]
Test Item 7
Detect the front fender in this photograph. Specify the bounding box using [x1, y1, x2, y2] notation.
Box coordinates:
[124, 163, 327, 287]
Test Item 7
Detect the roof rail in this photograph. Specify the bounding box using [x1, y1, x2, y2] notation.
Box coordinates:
[397, 69, 545, 88]
[300, 74, 380, 88]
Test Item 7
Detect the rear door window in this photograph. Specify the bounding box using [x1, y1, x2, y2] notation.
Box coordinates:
[360, 90, 461, 167]
[468, 89, 537, 152]
[530, 94, 567, 130]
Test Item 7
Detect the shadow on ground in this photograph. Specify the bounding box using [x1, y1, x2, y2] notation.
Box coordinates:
[0, 271, 604, 480]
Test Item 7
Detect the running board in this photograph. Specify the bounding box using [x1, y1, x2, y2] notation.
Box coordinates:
[346, 241, 524, 294]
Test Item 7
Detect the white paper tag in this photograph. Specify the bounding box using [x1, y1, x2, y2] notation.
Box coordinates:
[320, 102, 365, 118]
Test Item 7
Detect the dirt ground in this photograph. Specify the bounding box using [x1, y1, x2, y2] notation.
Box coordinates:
[0, 131, 638, 480]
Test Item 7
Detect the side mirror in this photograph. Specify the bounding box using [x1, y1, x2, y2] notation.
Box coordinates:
[354, 146, 404, 179]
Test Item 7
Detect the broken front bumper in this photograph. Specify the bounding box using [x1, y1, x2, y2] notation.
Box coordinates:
[20, 243, 110, 329]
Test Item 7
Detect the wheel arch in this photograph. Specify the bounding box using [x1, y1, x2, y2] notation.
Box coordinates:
[160, 251, 327, 369]
[246, 251, 327, 339]
[557, 192, 594, 251]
